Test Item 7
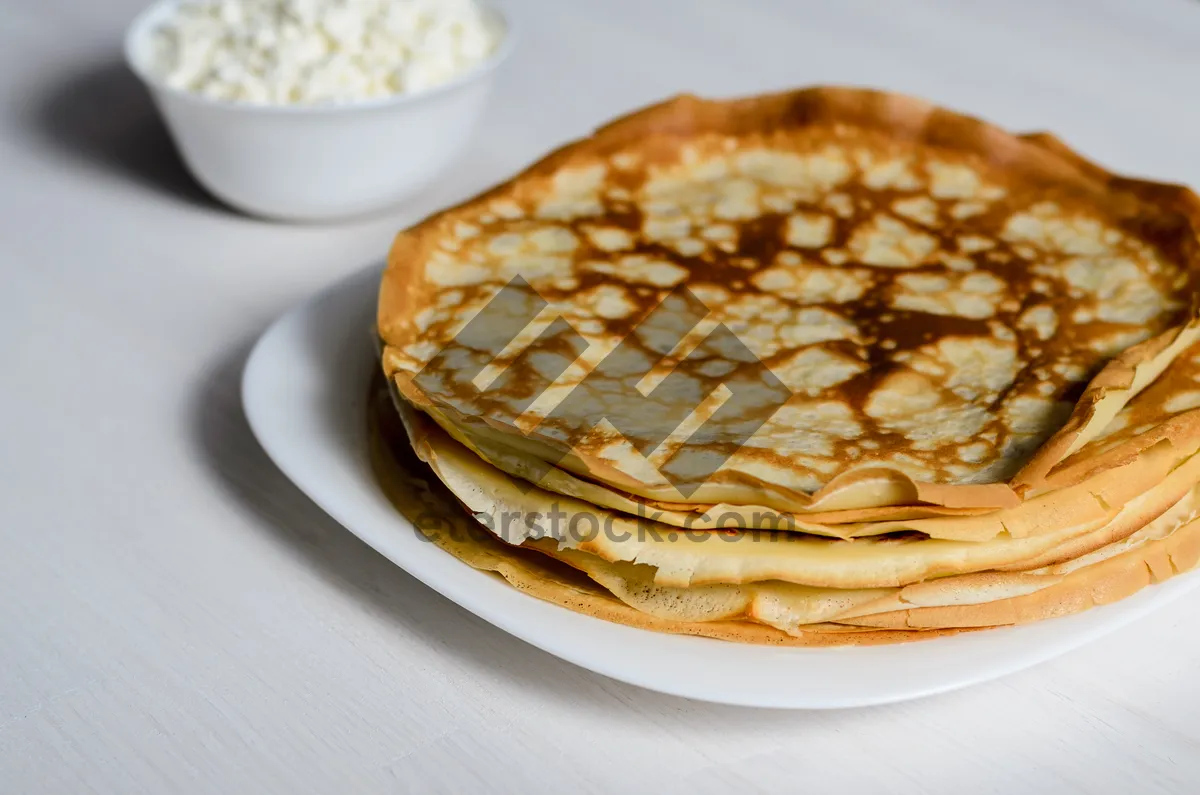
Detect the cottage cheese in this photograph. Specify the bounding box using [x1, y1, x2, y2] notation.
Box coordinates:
[146, 0, 501, 105]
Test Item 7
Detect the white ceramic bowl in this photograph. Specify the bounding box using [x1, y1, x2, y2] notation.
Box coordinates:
[123, 0, 515, 221]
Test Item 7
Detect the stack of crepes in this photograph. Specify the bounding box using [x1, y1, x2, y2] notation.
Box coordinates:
[372, 87, 1200, 645]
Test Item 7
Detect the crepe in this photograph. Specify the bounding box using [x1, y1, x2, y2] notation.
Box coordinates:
[836, 511, 1200, 629]
[413, 397, 996, 528]
[1019, 329, 1200, 493]
[371, 86, 1200, 647]
[370, 382, 1200, 642]
[407, 331, 1200, 539]
[396, 393, 1200, 589]
[366, 383, 965, 646]
[528, 481, 1200, 635]
[379, 87, 1200, 516]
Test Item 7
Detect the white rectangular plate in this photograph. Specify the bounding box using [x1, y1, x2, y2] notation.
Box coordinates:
[241, 265, 1200, 709]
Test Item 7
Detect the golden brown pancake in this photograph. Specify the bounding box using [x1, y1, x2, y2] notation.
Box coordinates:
[370, 86, 1200, 646]
[395, 391, 1200, 588]
[366, 382, 967, 646]
[1018, 329, 1200, 493]
[525, 483, 1200, 635]
[379, 87, 1200, 516]
[835, 513, 1200, 630]
[369, 381, 1200, 642]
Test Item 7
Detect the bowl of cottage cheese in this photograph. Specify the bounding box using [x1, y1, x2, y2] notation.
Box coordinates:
[124, 0, 514, 220]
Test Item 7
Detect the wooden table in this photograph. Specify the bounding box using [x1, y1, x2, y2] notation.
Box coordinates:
[3, 0, 1200, 791]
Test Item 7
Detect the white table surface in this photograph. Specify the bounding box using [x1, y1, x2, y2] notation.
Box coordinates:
[4, 0, 1200, 792]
